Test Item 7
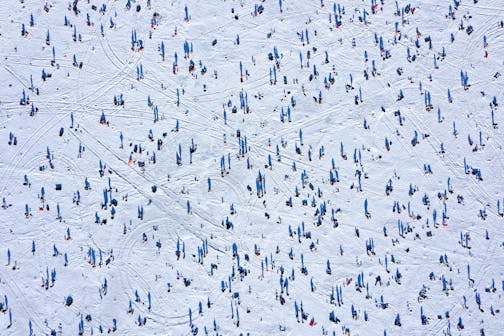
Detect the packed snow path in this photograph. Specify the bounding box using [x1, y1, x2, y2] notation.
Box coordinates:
[0, 0, 503, 335]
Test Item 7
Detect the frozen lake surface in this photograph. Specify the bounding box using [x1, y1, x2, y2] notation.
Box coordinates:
[0, 0, 503, 335]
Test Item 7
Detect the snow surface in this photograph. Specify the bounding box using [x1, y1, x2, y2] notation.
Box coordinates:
[0, 0, 503, 335]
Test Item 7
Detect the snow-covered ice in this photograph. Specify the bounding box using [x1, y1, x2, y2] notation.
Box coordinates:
[0, 0, 503, 335]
